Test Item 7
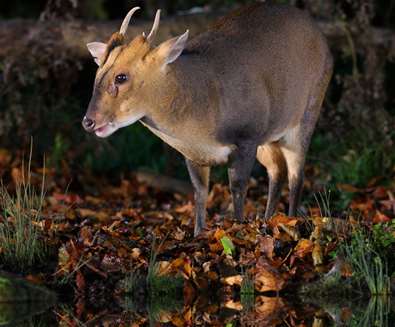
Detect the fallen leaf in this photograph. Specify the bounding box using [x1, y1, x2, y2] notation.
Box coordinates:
[281, 224, 300, 240]
[174, 227, 186, 241]
[220, 236, 235, 256]
[255, 296, 285, 316]
[337, 184, 361, 193]
[312, 242, 323, 266]
[224, 300, 243, 311]
[259, 235, 275, 260]
[77, 208, 109, 222]
[294, 239, 314, 258]
[221, 275, 242, 286]
[213, 228, 227, 241]
[373, 211, 391, 224]
[255, 259, 285, 292]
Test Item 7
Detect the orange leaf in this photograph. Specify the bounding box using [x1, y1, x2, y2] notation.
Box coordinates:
[213, 228, 226, 241]
[131, 248, 141, 259]
[268, 214, 299, 229]
[221, 275, 242, 286]
[373, 211, 391, 224]
[294, 239, 314, 258]
[224, 300, 243, 311]
[175, 202, 194, 214]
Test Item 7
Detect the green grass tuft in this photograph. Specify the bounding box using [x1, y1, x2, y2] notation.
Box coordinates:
[240, 273, 255, 311]
[346, 296, 390, 327]
[146, 237, 183, 295]
[340, 230, 391, 296]
[147, 262, 184, 296]
[0, 149, 47, 272]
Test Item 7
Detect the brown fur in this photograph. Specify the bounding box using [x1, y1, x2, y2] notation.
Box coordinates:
[84, 2, 333, 234]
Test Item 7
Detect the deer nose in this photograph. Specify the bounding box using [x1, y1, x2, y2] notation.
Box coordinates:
[82, 116, 96, 132]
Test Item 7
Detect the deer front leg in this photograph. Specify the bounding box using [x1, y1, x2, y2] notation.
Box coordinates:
[228, 143, 257, 221]
[186, 159, 210, 236]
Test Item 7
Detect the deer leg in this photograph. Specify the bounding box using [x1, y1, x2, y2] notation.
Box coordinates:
[228, 143, 257, 222]
[186, 159, 210, 236]
[280, 145, 305, 217]
[281, 56, 333, 217]
[256, 144, 287, 220]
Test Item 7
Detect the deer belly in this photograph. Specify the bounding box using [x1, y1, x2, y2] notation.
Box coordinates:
[143, 124, 232, 165]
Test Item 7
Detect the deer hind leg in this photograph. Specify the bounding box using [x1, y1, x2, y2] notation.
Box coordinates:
[257, 143, 287, 220]
[280, 70, 332, 216]
[279, 135, 306, 217]
[280, 110, 322, 217]
[280, 55, 333, 216]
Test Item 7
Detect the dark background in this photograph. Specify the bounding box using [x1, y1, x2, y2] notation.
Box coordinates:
[0, 0, 394, 208]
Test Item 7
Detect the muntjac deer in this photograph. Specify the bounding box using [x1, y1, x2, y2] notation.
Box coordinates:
[83, 3, 333, 236]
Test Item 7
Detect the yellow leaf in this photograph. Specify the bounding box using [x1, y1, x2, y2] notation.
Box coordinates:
[312, 242, 323, 266]
[221, 275, 243, 286]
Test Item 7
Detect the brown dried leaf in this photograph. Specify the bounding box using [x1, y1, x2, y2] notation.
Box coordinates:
[255, 260, 285, 292]
[157, 311, 172, 323]
[312, 242, 323, 266]
[373, 211, 391, 224]
[77, 208, 109, 222]
[255, 296, 285, 316]
[131, 248, 141, 260]
[294, 239, 314, 258]
[0, 149, 11, 166]
[259, 235, 275, 260]
[173, 227, 186, 241]
[268, 214, 299, 229]
[278, 223, 300, 241]
[156, 261, 172, 275]
[224, 300, 243, 311]
[221, 275, 242, 286]
[76, 270, 85, 292]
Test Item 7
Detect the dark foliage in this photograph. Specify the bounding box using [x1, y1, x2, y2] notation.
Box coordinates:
[0, 0, 394, 182]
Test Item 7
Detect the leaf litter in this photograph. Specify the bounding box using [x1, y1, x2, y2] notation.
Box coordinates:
[0, 153, 394, 325]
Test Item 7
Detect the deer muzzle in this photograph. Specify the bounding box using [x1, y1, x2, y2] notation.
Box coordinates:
[82, 116, 96, 132]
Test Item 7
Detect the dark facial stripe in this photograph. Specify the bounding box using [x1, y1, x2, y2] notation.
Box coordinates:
[95, 47, 124, 88]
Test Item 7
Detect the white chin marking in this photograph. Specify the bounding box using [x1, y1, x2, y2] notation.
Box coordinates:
[117, 113, 145, 129]
[94, 114, 144, 138]
[95, 124, 119, 138]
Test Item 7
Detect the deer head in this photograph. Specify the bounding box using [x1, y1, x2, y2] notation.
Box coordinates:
[82, 7, 189, 137]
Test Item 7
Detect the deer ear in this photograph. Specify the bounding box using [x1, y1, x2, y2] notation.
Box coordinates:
[87, 42, 107, 66]
[155, 30, 189, 67]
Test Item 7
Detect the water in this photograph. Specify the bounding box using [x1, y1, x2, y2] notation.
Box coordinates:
[1, 290, 393, 326]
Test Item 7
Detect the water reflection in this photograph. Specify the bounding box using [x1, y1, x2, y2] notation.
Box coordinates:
[0, 274, 56, 326]
[1, 294, 394, 326]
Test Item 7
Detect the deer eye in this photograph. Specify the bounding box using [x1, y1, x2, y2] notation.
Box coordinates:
[115, 74, 128, 84]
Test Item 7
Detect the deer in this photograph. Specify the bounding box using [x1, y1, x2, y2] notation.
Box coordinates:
[82, 2, 333, 236]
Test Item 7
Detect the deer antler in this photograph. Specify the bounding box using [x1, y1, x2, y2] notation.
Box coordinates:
[119, 7, 141, 36]
[145, 10, 161, 43]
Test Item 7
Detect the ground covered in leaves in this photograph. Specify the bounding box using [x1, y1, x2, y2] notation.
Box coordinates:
[0, 150, 395, 326]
